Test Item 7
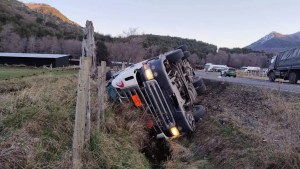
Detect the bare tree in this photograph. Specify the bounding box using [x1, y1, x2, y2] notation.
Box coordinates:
[122, 27, 138, 37]
[107, 36, 146, 63]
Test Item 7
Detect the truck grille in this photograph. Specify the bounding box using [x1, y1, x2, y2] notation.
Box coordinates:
[115, 80, 175, 132]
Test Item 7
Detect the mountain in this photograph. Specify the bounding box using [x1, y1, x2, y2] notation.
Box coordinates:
[0, 0, 82, 56]
[246, 31, 300, 53]
[25, 3, 79, 26]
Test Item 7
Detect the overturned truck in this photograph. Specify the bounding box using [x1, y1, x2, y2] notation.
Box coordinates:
[107, 46, 206, 139]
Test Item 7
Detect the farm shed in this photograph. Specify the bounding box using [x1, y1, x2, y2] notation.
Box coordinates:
[0, 53, 70, 67]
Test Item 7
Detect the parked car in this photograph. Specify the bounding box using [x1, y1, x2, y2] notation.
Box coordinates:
[107, 46, 206, 139]
[221, 67, 236, 77]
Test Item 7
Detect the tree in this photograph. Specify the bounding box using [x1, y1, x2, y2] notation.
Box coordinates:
[96, 41, 109, 64]
[122, 27, 138, 37]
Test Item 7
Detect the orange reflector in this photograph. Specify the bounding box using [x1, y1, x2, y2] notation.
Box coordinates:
[131, 94, 143, 107]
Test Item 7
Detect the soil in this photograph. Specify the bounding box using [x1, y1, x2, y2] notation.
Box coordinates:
[165, 79, 300, 169]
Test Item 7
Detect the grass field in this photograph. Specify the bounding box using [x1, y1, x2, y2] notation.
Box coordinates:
[0, 66, 151, 169]
[0, 66, 78, 80]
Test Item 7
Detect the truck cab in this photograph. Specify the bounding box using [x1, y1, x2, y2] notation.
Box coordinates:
[268, 56, 276, 70]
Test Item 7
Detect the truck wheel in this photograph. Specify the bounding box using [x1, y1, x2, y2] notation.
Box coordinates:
[182, 51, 191, 60]
[193, 75, 206, 95]
[289, 72, 298, 84]
[176, 107, 196, 133]
[268, 72, 275, 82]
[193, 105, 206, 122]
[166, 49, 184, 63]
[176, 45, 188, 52]
[180, 110, 196, 133]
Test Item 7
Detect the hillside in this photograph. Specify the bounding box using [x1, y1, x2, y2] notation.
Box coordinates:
[0, 0, 263, 67]
[0, 1, 219, 65]
[103, 34, 217, 64]
[246, 31, 300, 53]
[25, 3, 79, 26]
[0, 0, 82, 56]
[204, 47, 272, 68]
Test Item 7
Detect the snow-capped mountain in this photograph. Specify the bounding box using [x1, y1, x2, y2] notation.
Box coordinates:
[246, 31, 300, 53]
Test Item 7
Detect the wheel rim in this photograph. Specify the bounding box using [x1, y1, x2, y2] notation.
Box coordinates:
[186, 111, 195, 130]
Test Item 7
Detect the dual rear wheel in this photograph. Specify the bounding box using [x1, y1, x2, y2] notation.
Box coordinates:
[269, 71, 299, 84]
[289, 72, 298, 84]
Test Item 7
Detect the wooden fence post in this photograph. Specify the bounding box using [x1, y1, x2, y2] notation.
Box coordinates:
[97, 61, 106, 131]
[121, 62, 125, 70]
[72, 57, 92, 169]
[85, 75, 91, 143]
[97, 61, 107, 131]
[101, 61, 107, 121]
[97, 66, 101, 131]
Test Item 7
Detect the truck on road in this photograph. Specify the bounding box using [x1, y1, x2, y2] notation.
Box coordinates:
[267, 48, 300, 84]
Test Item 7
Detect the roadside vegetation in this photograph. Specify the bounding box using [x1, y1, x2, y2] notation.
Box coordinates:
[0, 66, 151, 168]
[1, 67, 299, 168]
[166, 80, 300, 169]
[0, 66, 78, 80]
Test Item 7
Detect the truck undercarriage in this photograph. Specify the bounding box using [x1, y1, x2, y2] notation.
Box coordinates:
[108, 46, 206, 139]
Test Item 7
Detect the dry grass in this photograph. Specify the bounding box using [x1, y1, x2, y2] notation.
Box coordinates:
[84, 104, 151, 169]
[2, 67, 299, 169]
[236, 70, 290, 83]
[168, 79, 300, 169]
[0, 69, 151, 169]
[0, 71, 77, 168]
[167, 81, 300, 169]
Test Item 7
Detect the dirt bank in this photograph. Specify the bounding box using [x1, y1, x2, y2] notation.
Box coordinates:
[166, 79, 300, 169]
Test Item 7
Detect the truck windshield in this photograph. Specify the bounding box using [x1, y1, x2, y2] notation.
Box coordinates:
[270, 56, 276, 64]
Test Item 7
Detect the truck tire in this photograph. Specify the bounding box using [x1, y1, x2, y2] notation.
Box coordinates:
[193, 105, 206, 122]
[193, 75, 206, 95]
[166, 49, 184, 63]
[268, 71, 275, 82]
[182, 51, 191, 60]
[176, 45, 188, 52]
[289, 72, 298, 84]
[178, 110, 195, 133]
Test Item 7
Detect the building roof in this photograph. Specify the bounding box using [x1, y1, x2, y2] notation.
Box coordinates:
[0, 53, 70, 59]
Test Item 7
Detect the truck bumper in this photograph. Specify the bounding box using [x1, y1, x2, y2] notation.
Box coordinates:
[114, 80, 176, 136]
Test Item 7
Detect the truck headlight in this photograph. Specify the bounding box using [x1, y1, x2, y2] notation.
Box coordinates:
[144, 64, 154, 80]
[170, 126, 180, 137]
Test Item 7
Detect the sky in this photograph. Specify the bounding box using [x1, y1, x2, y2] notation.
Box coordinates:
[20, 0, 300, 48]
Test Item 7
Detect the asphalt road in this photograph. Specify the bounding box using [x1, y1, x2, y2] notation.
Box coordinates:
[196, 70, 300, 94]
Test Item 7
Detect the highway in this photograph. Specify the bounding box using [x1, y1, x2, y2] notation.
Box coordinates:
[196, 70, 300, 94]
